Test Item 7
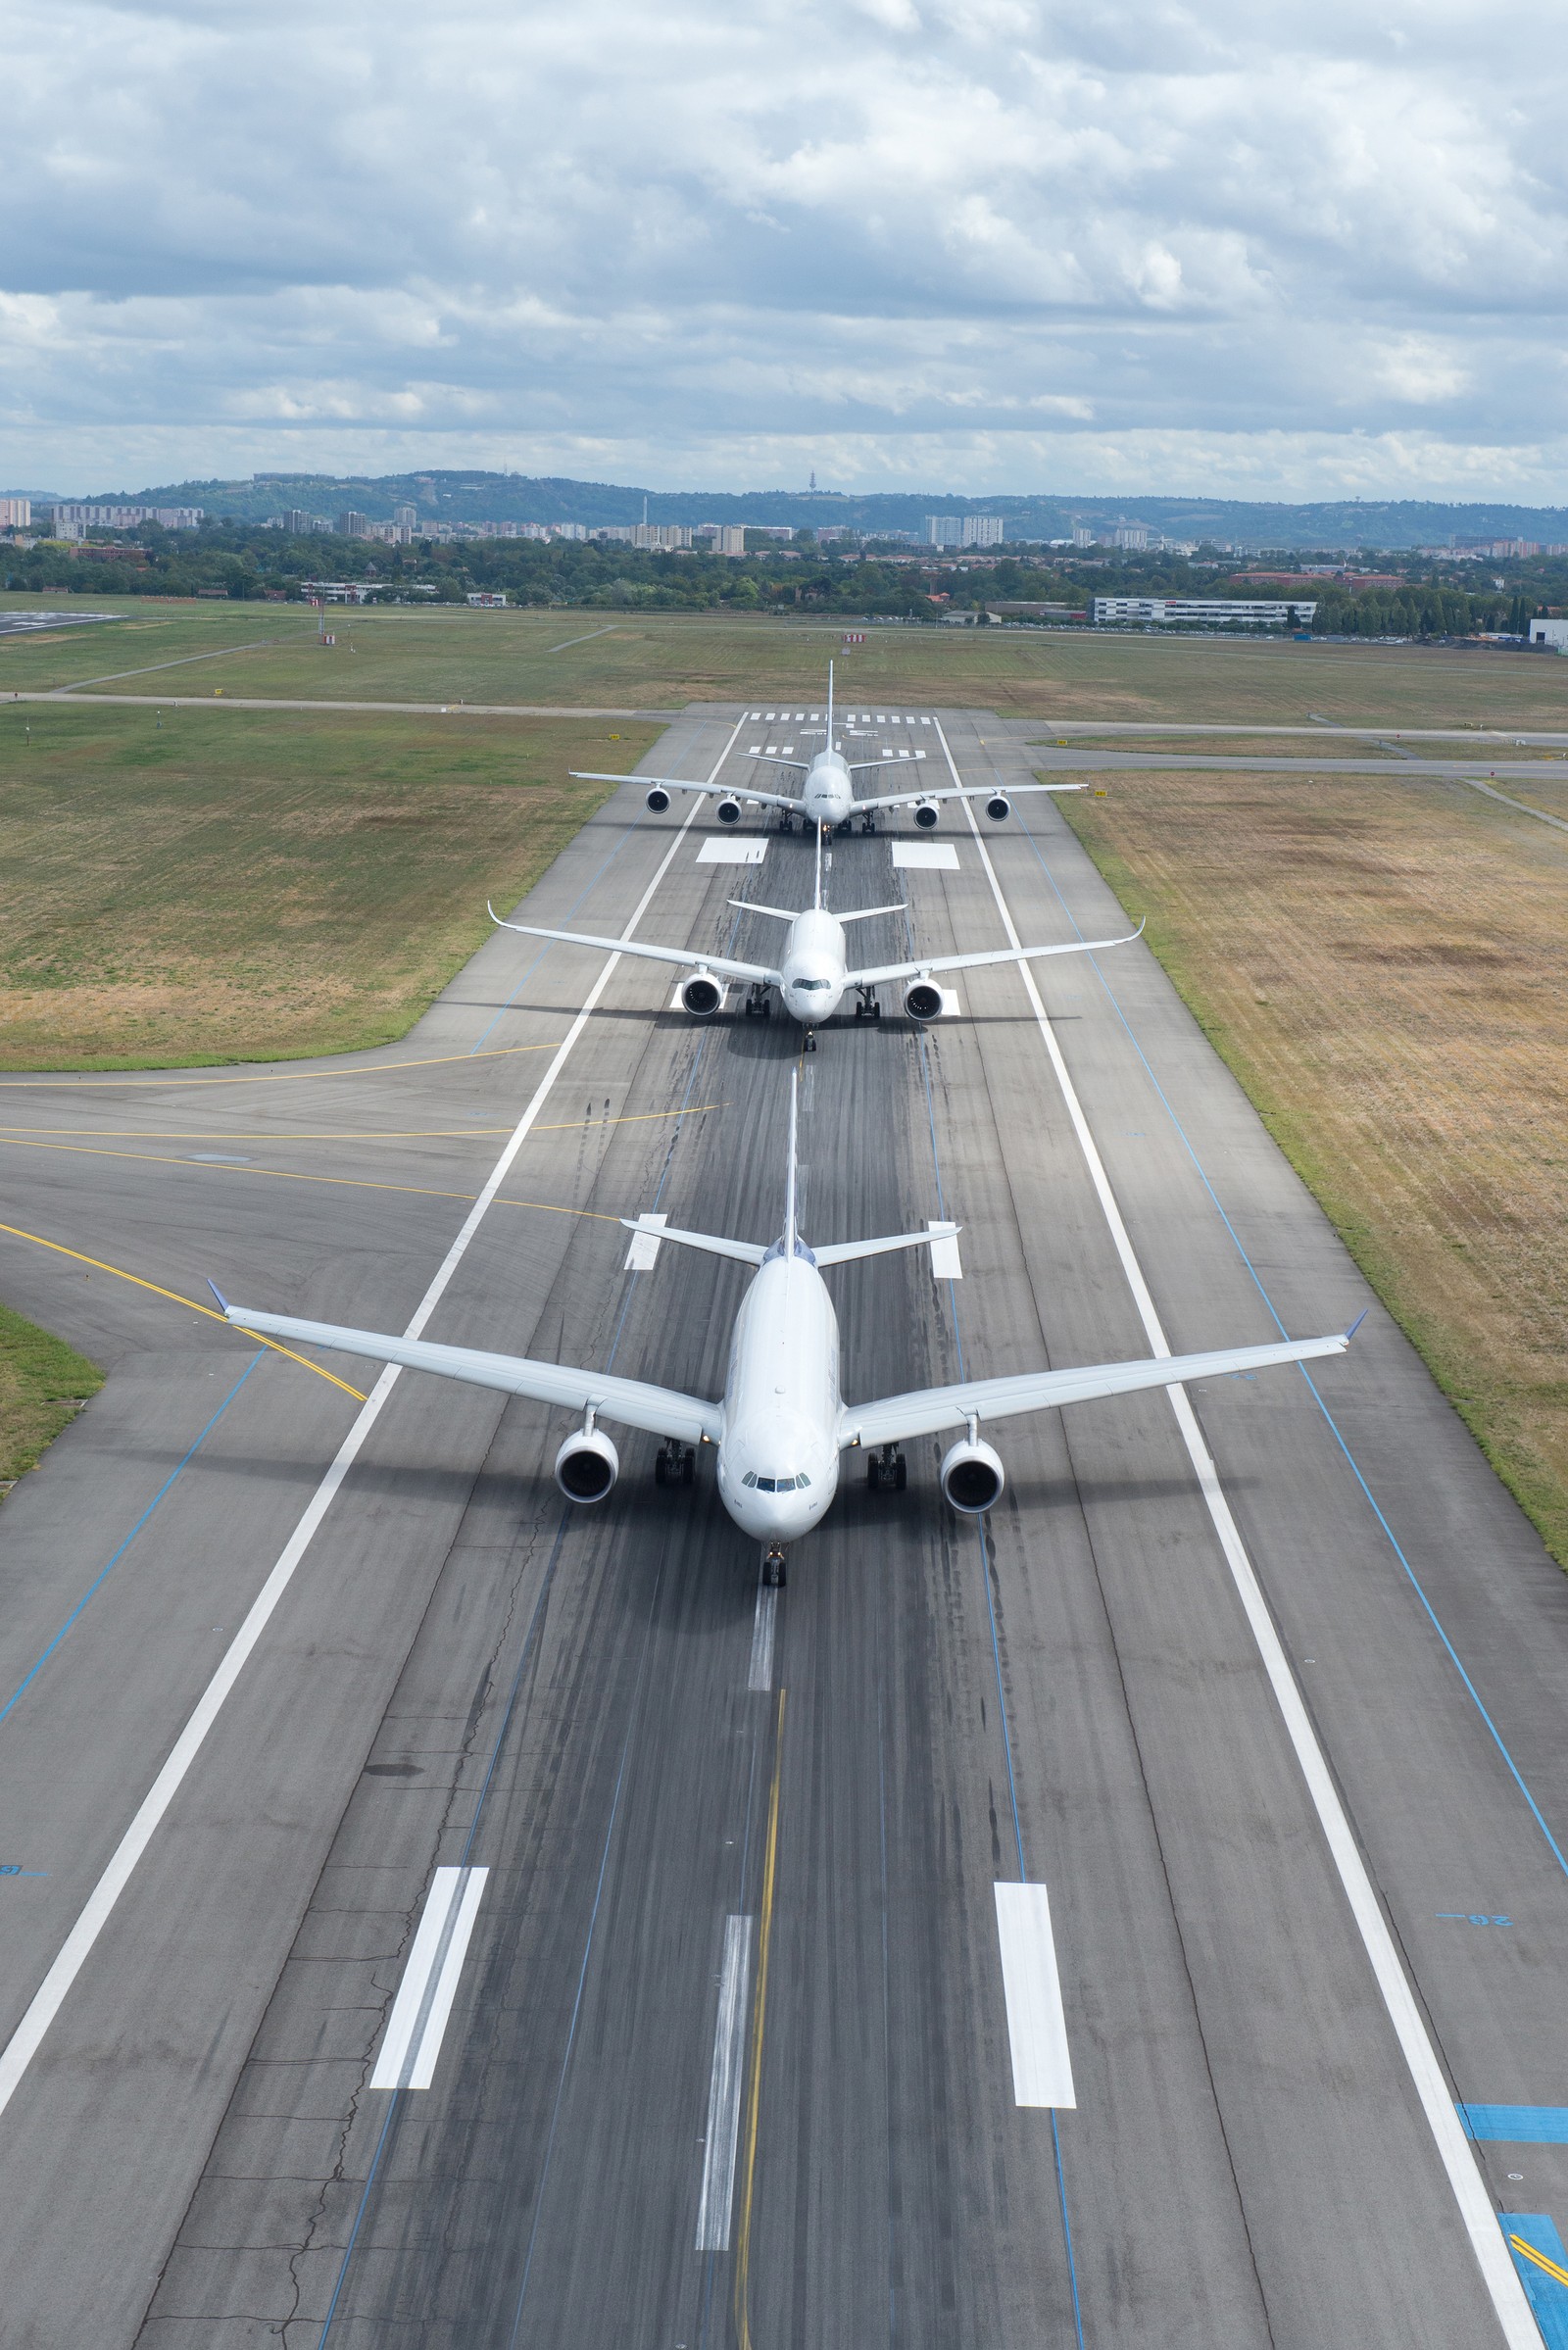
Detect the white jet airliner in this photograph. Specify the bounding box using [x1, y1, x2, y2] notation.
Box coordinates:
[486, 829, 1142, 1043]
[570, 662, 1078, 835]
[211, 1084, 1359, 1586]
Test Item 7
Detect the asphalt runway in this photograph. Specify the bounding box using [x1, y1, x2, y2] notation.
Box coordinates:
[0, 707, 1564, 2345]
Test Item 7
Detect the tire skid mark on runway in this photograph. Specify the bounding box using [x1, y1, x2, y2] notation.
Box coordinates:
[939, 719, 1541, 2348]
[1004, 786, 1568, 1887]
[0, 1352, 262, 1730]
[0, 729, 740, 2137]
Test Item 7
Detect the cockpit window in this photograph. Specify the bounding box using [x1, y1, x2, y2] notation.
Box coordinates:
[792, 977, 832, 992]
[742, 1471, 811, 1492]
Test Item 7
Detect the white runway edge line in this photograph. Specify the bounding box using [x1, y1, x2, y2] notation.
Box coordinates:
[0, 710, 746, 2128]
[994, 1883, 1076, 2108]
[696, 1914, 755, 2250]
[941, 721, 1540, 2347]
[371, 1866, 489, 2091]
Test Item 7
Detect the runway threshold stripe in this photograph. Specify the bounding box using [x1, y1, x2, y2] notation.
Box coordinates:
[994, 1883, 1076, 2107]
[946, 725, 1543, 2348]
[1461, 2106, 1568, 2143]
[1502, 2218, 1568, 2347]
[370, 1866, 489, 2091]
[696, 1915, 755, 2249]
[747, 1578, 776, 1691]
[0, 718, 742, 2129]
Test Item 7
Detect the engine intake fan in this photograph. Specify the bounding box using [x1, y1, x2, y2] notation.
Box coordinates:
[680, 973, 726, 1018]
[940, 1434, 1004, 1515]
[903, 979, 944, 1022]
[555, 1426, 619, 1503]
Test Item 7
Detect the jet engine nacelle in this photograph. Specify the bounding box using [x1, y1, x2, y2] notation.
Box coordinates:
[555, 1427, 619, 1503]
[903, 979, 944, 1023]
[912, 800, 940, 830]
[984, 793, 1011, 822]
[716, 797, 743, 825]
[680, 972, 727, 1018]
[940, 1435, 1005, 1515]
[645, 785, 671, 813]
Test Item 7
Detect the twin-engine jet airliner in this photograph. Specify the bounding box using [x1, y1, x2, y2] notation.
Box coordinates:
[487, 830, 1141, 1042]
[570, 663, 1079, 835]
[212, 1084, 1358, 1586]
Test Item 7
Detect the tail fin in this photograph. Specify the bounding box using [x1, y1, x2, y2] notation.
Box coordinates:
[826, 660, 835, 757]
[813, 822, 824, 912]
[784, 1069, 800, 1255]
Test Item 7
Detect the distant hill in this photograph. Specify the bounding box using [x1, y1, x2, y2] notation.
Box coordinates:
[80, 468, 1568, 551]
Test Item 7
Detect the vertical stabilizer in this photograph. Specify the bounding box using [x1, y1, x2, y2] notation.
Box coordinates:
[783, 1071, 800, 1257]
[826, 660, 835, 758]
[813, 820, 824, 911]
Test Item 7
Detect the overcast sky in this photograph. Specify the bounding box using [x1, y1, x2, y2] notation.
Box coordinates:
[4, 0, 1566, 496]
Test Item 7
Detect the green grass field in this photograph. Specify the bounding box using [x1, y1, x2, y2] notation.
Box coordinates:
[0, 1301, 103, 1494]
[0, 700, 659, 1068]
[7, 595, 1568, 728]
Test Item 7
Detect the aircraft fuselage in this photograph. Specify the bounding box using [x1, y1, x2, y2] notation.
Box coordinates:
[715, 1249, 842, 1544]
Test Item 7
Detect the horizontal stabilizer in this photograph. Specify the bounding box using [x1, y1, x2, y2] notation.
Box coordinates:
[216, 1303, 721, 1445]
[620, 1218, 767, 1267]
[814, 1223, 959, 1268]
[841, 1326, 1354, 1451]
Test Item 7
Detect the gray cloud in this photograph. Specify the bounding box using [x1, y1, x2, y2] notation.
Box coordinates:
[3, 0, 1566, 493]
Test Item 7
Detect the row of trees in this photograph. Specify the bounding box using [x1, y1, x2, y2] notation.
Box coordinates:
[0, 521, 1555, 639]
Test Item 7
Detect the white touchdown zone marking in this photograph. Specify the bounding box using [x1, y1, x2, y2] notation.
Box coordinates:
[927, 1221, 962, 1281]
[697, 837, 767, 865]
[0, 714, 747, 2126]
[624, 1211, 668, 1271]
[892, 841, 960, 871]
[696, 1914, 755, 2249]
[994, 1882, 1076, 2108]
[942, 723, 1539, 2346]
[371, 1865, 489, 2090]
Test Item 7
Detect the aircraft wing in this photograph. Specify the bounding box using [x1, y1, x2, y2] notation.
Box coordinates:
[847, 924, 1142, 989]
[569, 768, 804, 814]
[489, 909, 779, 986]
[216, 1302, 722, 1446]
[839, 1329, 1354, 1451]
[851, 781, 1084, 813]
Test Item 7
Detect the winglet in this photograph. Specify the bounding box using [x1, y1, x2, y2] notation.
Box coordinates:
[206, 1278, 231, 1315]
[487, 900, 505, 927]
[1345, 1307, 1369, 1342]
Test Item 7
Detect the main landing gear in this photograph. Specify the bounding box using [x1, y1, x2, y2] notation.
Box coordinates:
[655, 1441, 696, 1489]
[854, 988, 882, 1021]
[835, 816, 853, 837]
[859, 813, 877, 835]
[778, 810, 795, 834]
[867, 1444, 906, 1493]
[744, 983, 773, 1018]
[762, 1545, 788, 1588]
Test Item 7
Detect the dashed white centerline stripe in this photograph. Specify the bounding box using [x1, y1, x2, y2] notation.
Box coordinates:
[696, 1914, 755, 2249]
[942, 720, 1539, 2347]
[371, 1865, 489, 2090]
[994, 1882, 1076, 2108]
[0, 711, 748, 2125]
[748, 1578, 777, 1692]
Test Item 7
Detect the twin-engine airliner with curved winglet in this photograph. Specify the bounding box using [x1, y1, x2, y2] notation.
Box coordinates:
[211, 1082, 1360, 1587]
[488, 828, 1142, 1044]
[570, 662, 1079, 835]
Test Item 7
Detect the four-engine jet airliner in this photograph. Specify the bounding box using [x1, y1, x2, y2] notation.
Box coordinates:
[212, 1083, 1358, 1586]
[486, 829, 1142, 1043]
[570, 662, 1080, 834]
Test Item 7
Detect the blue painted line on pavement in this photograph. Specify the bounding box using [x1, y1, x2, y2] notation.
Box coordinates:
[1501, 2215, 1568, 2347]
[1011, 799, 1568, 1885]
[0, 1354, 262, 1729]
[1462, 2106, 1568, 2144]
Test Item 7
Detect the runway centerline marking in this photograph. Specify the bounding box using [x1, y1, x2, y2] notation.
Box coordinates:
[747, 1576, 777, 1692]
[370, 1866, 489, 2091]
[0, 716, 743, 2129]
[733, 1688, 784, 2350]
[940, 718, 1541, 2347]
[696, 1914, 754, 2250]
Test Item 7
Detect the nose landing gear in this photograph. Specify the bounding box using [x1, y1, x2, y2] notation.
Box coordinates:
[803, 1027, 817, 1053]
[762, 1544, 788, 1588]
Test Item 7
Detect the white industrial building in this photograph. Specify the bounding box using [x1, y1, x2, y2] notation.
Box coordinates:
[1094, 596, 1316, 627]
[1528, 618, 1568, 650]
